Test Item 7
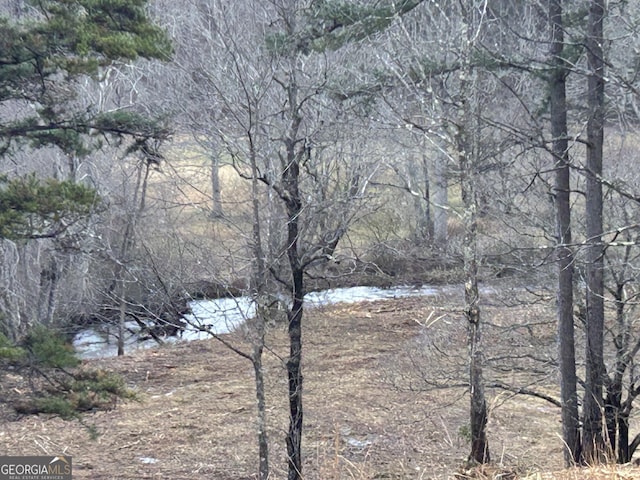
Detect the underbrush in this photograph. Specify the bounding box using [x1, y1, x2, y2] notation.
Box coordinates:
[0, 327, 136, 426]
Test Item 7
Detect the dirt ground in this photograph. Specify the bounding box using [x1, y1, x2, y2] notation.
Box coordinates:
[2, 289, 639, 479]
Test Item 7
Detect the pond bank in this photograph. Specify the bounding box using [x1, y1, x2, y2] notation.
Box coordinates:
[73, 283, 465, 359]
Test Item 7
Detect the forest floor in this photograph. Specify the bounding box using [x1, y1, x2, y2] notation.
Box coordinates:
[2, 284, 640, 479]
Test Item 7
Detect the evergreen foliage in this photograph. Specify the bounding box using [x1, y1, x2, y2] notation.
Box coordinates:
[0, 1, 167, 425]
[305, 0, 425, 52]
[30, 368, 137, 420]
[0, 332, 25, 362]
[0, 1, 171, 238]
[0, 0, 172, 156]
[22, 325, 80, 369]
[265, 0, 425, 55]
[2, 326, 136, 422]
[0, 174, 98, 240]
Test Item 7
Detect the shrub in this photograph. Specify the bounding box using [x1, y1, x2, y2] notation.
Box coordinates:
[22, 325, 80, 369]
[0, 332, 25, 362]
[1, 326, 136, 425]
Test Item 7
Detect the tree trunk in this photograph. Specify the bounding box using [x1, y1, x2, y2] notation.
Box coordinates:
[433, 154, 448, 246]
[605, 383, 622, 461]
[617, 413, 630, 463]
[117, 278, 126, 356]
[286, 286, 304, 480]
[111, 160, 151, 356]
[460, 137, 490, 464]
[549, 0, 581, 465]
[278, 12, 306, 473]
[284, 181, 304, 480]
[582, 0, 606, 464]
[249, 138, 270, 480]
[628, 431, 640, 460]
[253, 351, 270, 479]
[605, 279, 632, 464]
[420, 152, 434, 242]
[459, 3, 489, 464]
[211, 151, 223, 218]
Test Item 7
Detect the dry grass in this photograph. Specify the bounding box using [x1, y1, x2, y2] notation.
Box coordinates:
[523, 464, 640, 480]
[452, 463, 640, 480]
[2, 290, 640, 479]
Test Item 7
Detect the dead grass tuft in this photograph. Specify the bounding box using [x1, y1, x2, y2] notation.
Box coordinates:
[522, 464, 640, 480]
[453, 463, 520, 480]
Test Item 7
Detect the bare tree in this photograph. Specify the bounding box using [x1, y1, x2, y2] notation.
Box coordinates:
[152, 1, 383, 477]
[376, 0, 507, 463]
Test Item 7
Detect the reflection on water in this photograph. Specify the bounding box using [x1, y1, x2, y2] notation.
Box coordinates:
[74, 284, 441, 359]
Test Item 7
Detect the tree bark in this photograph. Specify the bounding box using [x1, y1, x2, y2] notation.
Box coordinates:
[459, 131, 490, 464]
[549, 0, 581, 465]
[617, 413, 630, 463]
[282, 46, 305, 480]
[582, 0, 606, 464]
[284, 164, 304, 480]
[210, 150, 223, 218]
[433, 153, 448, 246]
[419, 152, 434, 242]
[253, 351, 270, 479]
[249, 137, 270, 480]
[459, 2, 489, 464]
[604, 384, 622, 461]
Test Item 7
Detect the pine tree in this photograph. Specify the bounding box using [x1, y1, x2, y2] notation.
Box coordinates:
[0, 0, 172, 157]
[0, 0, 170, 423]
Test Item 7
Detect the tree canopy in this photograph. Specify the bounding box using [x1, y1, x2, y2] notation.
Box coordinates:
[0, 0, 172, 157]
[0, 0, 171, 241]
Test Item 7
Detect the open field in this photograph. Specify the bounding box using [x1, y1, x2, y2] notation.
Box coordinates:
[2, 286, 640, 479]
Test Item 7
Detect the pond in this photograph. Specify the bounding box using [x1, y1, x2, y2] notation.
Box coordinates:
[73, 284, 446, 359]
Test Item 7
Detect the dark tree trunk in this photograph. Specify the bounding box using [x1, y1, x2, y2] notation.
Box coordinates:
[617, 413, 630, 463]
[284, 163, 304, 480]
[282, 69, 305, 478]
[604, 275, 637, 465]
[628, 432, 640, 460]
[549, 0, 581, 465]
[582, 0, 606, 464]
[420, 153, 434, 242]
[286, 285, 304, 480]
[467, 298, 490, 464]
[457, 95, 489, 466]
[604, 383, 622, 461]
